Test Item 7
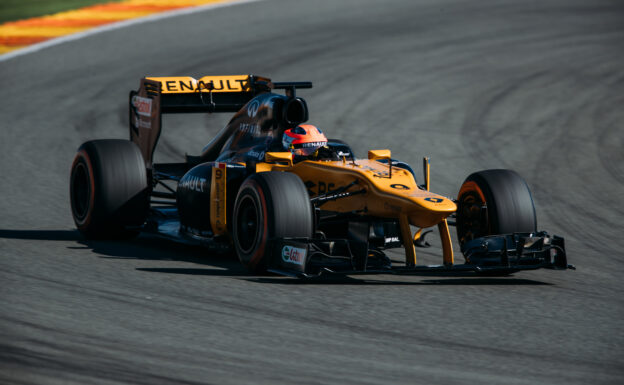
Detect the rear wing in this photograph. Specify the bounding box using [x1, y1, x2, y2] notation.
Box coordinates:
[142, 74, 272, 113]
[129, 74, 272, 168]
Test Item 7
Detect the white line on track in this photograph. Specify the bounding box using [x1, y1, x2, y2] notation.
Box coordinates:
[0, 0, 261, 63]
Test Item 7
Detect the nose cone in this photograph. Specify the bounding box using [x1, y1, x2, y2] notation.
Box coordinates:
[415, 196, 457, 212]
[406, 194, 457, 228]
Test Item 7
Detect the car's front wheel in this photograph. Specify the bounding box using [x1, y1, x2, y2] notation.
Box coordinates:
[456, 169, 536, 250]
[232, 172, 313, 272]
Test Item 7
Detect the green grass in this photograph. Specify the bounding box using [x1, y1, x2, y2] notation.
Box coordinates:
[0, 0, 123, 24]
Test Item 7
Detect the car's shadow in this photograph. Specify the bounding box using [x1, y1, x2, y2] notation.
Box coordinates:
[0, 229, 552, 286]
[0, 228, 243, 274]
[244, 275, 552, 286]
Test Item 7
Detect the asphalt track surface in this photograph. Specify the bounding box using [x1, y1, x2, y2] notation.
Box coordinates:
[1, 0, 623, 383]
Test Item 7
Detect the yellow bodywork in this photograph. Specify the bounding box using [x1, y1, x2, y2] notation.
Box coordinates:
[292, 159, 455, 227]
[254, 151, 457, 265]
[210, 164, 227, 236]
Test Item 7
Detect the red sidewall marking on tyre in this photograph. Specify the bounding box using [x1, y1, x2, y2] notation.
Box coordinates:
[248, 180, 268, 269]
[72, 149, 96, 229]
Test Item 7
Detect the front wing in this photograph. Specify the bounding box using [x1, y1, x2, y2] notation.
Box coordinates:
[267, 232, 573, 278]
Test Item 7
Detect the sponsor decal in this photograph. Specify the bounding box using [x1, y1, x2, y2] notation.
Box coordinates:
[360, 164, 389, 178]
[199, 77, 248, 92]
[179, 175, 207, 193]
[317, 181, 335, 194]
[239, 123, 259, 135]
[181, 225, 211, 237]
[282, 245, 307, 265]
[147, 76, 250, 93]
[134, 116, 151, 129]
[304, 180, 335, 196]
[301, 142, 326, 148]
[385, 236, 400, 243]
[246, 150, 265, 160]
[131, 96, 152, 117]
[304, 180, 316, 196]
[424, 197, 444, 203]
[247, 100, 260, 117]
[210, 163, 227, 235]
[337, 151, 350, 157]
[390, 184, 410, 190]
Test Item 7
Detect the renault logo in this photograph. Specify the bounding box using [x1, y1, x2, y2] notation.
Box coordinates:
[247, 100, 260, 117]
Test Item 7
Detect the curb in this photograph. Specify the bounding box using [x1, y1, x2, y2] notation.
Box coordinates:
[0, 0, 239, 56]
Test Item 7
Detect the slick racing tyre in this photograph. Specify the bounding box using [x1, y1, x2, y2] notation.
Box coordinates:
[233, 172, 313, 272]
[70, 139, 149, 239]
[456, 169, 536, 249]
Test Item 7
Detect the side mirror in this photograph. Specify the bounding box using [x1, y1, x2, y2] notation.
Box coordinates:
[368, 149, 391, 160]
[368, 149, 392, 177]
[265, 152, 293, 167]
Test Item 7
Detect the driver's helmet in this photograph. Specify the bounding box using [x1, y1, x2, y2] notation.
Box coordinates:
[282, 124, 328, 156]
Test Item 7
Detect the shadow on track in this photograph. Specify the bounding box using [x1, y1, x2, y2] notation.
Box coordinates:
[0, 229, 552, 285]
[0, 229, 82, 241]
[243, 275, 552, 286]
[0, 228, 244, 274]
[135, 267, 245, 276]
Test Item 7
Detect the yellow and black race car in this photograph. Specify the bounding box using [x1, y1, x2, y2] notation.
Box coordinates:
[69, 75, 572, 277]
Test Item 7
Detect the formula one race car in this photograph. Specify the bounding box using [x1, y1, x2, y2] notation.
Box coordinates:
[69, 74, 572, 277]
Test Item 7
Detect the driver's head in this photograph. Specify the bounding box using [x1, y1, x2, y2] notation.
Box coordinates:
[282, 124, 328, 156]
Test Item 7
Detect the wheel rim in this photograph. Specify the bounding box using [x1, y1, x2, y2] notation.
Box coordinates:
[71, 161, 91, 221]
[458, 191, 488, 245]
[236, 194, 260, 254]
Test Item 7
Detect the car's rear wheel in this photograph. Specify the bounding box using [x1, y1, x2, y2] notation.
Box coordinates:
[70, 139, 149, 239]
[232, 172, 313, 272]
[456, 169, 536, 249]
